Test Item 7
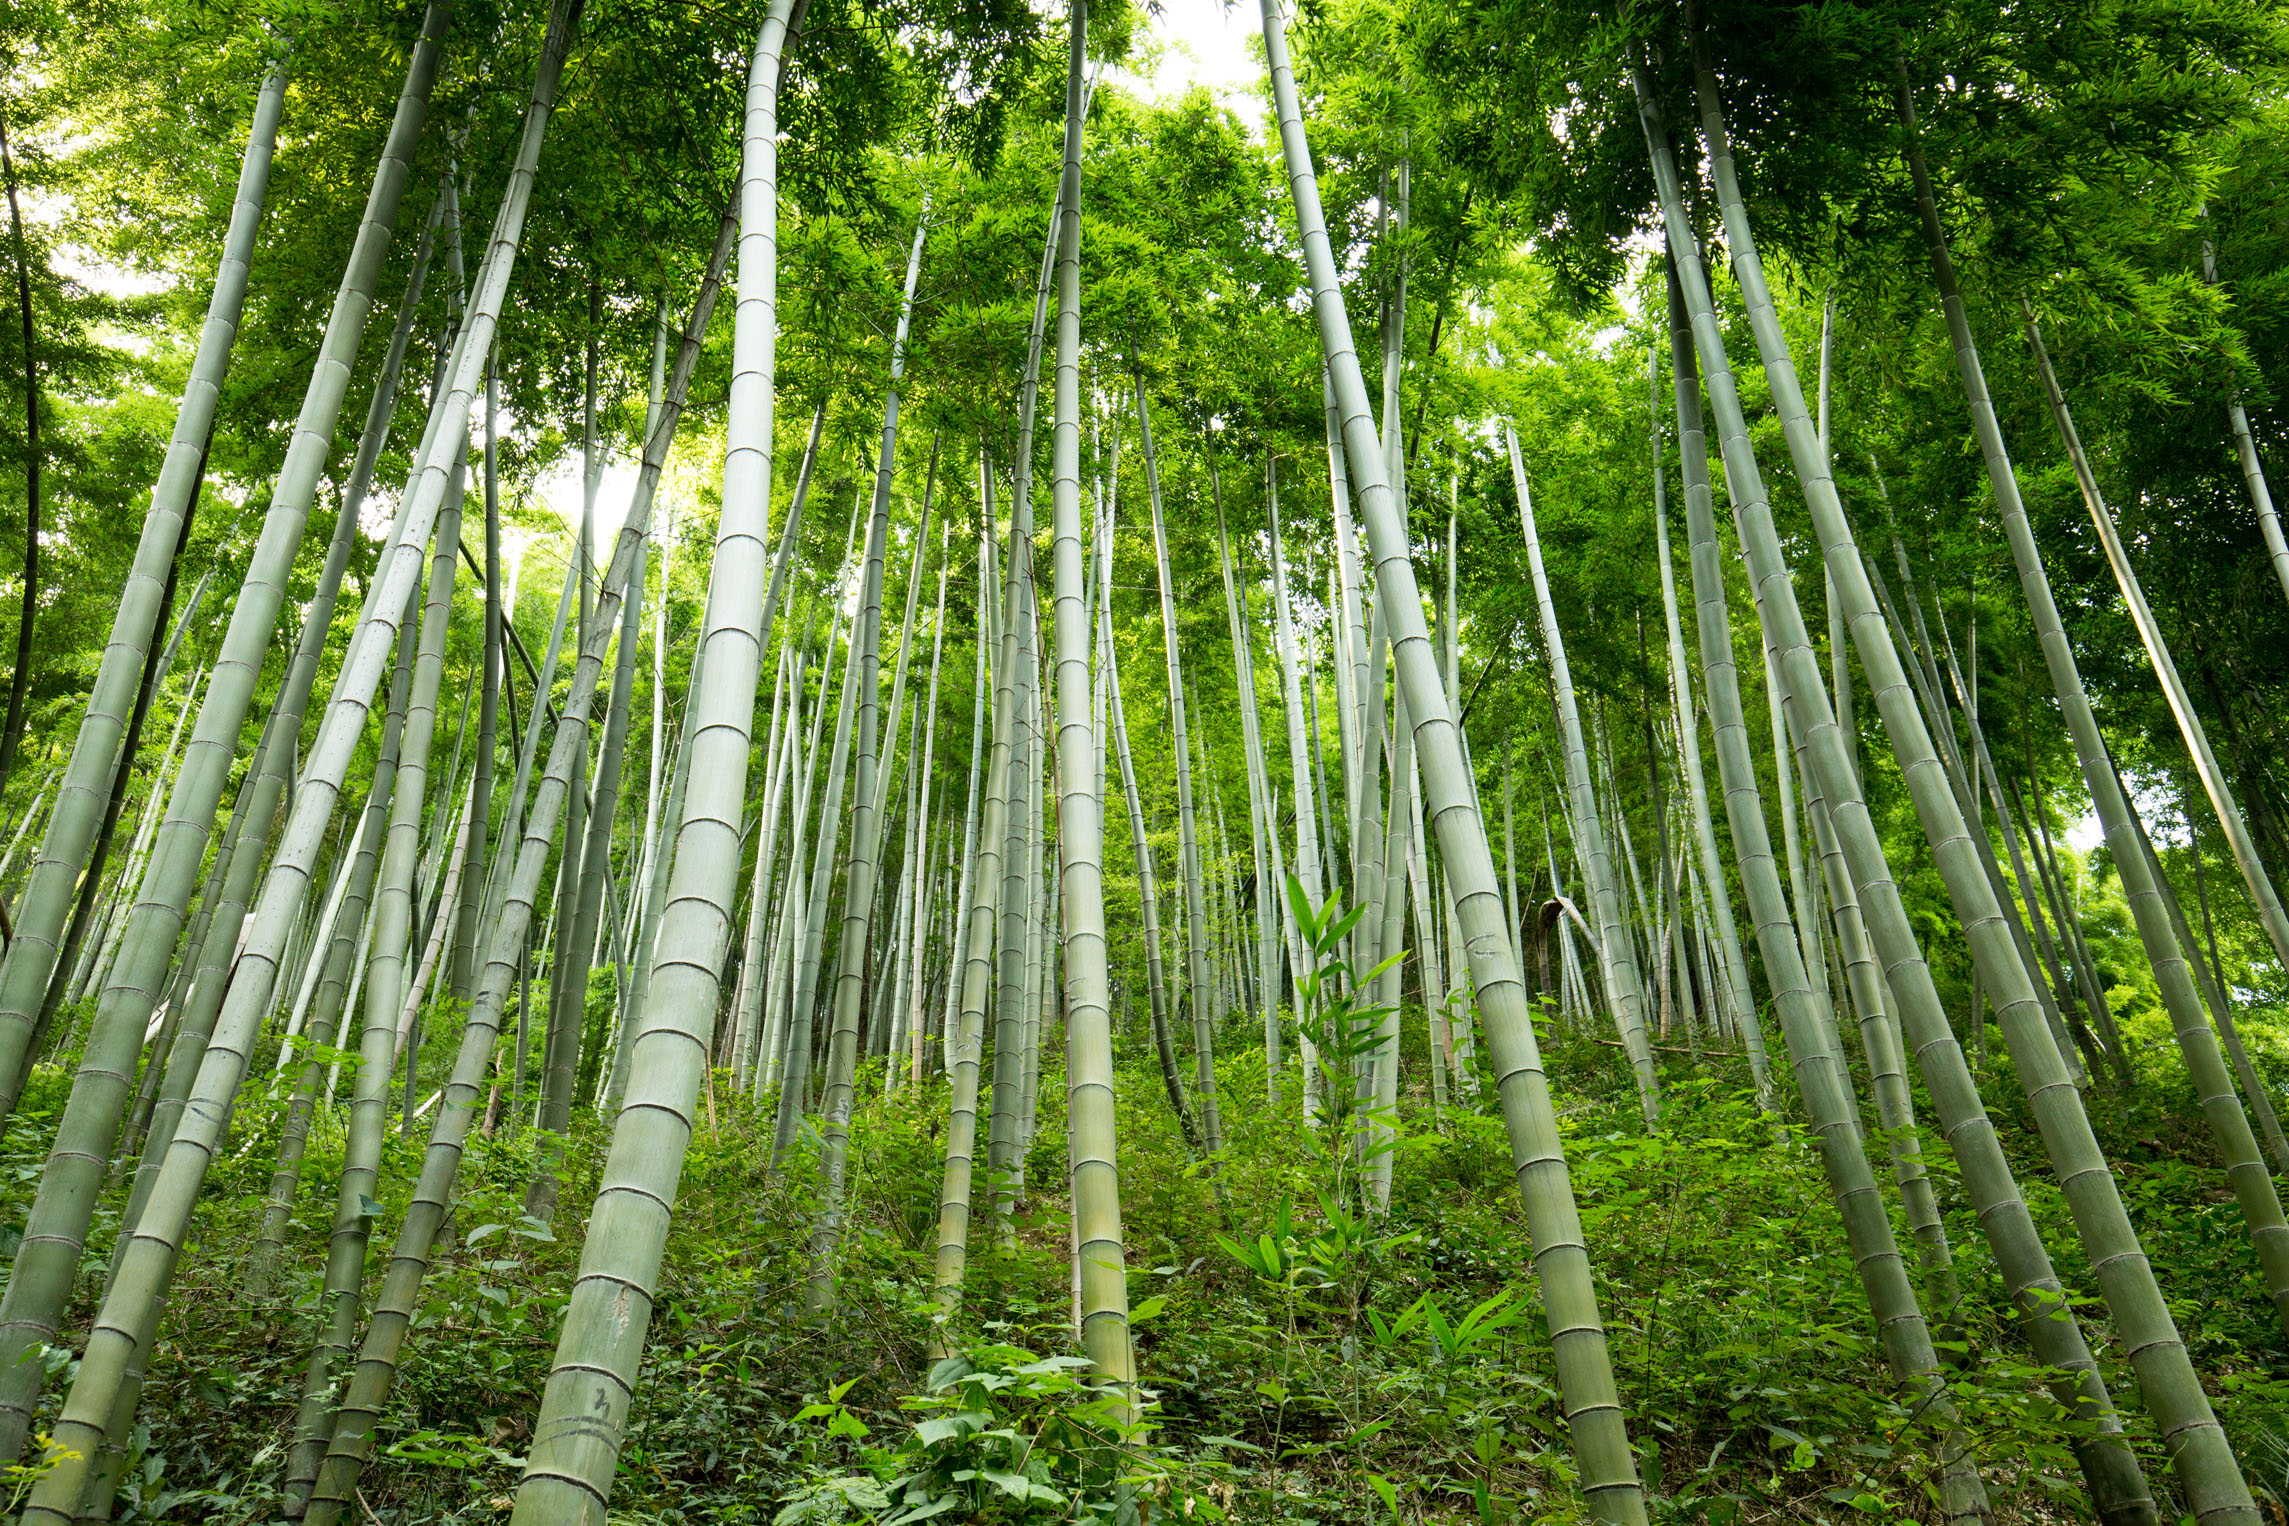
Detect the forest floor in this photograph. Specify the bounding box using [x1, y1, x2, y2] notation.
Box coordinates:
[4, 1006, 2288, 1524]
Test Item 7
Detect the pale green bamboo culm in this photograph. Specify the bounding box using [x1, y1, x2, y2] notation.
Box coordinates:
[1136, 367, 1223, 1159]
[1041, 0, 1136, 1399]
[1738, 57, 2236, 1515]
[946, 137, 1063, 1296]
[0, 0, 444, 1431]
[304, 145, 736, 1526]
[1104, 550, 1193, 1144]
[1652, 51, 2191, 1523]
[281, 591, 423, 1514]
[1259, 0, 1644, 1514]
[1628, 310, 1983, 1512]
[1645, 117, 2166, 1526]
[1515, 467, 1658, 1122]
[2006, 309, 2289, 1333]
[509, 5, 802, 1517]
[932, 465, 1019, 1322]
[16, 7, 578, 1517]
[290, 433, 470, 1515]
[2203, 228, 2289, 615]
[1646, 345, 1768, 1107]
[808, 210, 927, 1306]
[0, 49, 290, 1128]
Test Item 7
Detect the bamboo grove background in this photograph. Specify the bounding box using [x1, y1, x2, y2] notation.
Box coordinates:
[0, 0, 2285, 1520]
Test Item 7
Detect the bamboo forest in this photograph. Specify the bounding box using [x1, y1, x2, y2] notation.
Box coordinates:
[10, 0, 2289, 1519]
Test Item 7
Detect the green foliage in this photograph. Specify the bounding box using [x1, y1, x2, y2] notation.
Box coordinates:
[777, 1345, 1171, 1524]
[7, 0, 2289, 1521]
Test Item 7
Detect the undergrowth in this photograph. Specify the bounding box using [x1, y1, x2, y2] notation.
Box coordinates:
[0, 993, 2285, 1523]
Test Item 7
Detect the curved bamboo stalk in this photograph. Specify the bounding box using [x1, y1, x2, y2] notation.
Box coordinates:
[1137, 372, 1222, 1158]
[1514, 462, 1657, 1119]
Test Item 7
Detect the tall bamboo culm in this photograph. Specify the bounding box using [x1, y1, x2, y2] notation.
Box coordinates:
[1646, 54, 2183, 1523]
[1259, 0, 1646, 1513]
[0, 50, 291, 1126]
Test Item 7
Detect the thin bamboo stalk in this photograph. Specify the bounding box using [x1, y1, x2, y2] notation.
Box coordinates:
[1514, 460, 1657, 1119]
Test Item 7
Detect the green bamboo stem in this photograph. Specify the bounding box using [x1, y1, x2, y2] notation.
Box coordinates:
[1653, 56, 2181, 1522]
[2026, 771, 2126, 1069]
[249, 773, 392, 1302]
[892, 524, 952, 1091]
[1784, 654, 1963, 1327]
[563, 537, 647, 1112]
[1366, 684, 1413, 1207]
[1993, 310, 2289, 1325]
[2116, 756, 2289, 1174]
[1260, 0, 1645, 1509]
[771, 574, 856, 1164]
[450, 360, 503, 1002]
[306, 443, 470, 1475]
[0, 50, 292, 1125]
[809, 210, 926, 1300]
[1649, 380, 1767, 1101]
[1647, 237, 1976, 1525]
[933, 452, 1022, 1313]
[1137, 372, 1222, 1158]
[305, 144, 732, 1523]
[1514, 463, 1657, 1120]
[987, 587, 1043, 1222]
[279, 589, 424, 1512]
[1105, 551, 1194, 1143]
[14, 13, 581, 1515]
[730, 647, 793, 1091]
[2202, 233, 2289, 613]
[698, 404, 816, 1106]
[1212, 470, 1283, 1105]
